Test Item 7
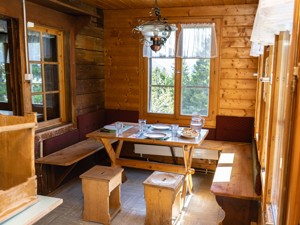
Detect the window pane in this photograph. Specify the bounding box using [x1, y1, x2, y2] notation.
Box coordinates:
[150, 58, 175, 85]
[149, 86, 174, 114]
[46, 93, 60, 120]
[149, 58, 175, 114]
[43, 33, 57, 62]
[181, 88, 209, 116]
[30, 64, 42, 93]
[28, 31, 40, 61]
[181, 58, 210, 116]
[0, 63, 7, 102]
[45, 64, 58, 91]
[32, 94, 43, 105]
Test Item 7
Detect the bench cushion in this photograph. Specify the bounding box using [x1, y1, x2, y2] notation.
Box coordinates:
[43, 129, 80, 156]
[104, 109, 139, 124]
[77, 110, 104, 141]
[215, 116, 254, 142]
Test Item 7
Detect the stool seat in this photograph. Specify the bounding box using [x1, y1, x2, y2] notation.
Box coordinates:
[80, 166, 123, 225]
[143, 171, 184, 225]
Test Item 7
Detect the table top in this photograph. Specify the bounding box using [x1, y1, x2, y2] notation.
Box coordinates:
[87, 122, 208, 147]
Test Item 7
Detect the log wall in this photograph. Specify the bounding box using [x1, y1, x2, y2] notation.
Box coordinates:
[75, 16, 105, 116]
[104, 4, 258, 122]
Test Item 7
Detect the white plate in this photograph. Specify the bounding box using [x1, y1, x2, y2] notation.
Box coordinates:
[103, 125, 116, 130]
[151, 124, 171, 130]
[144, 132, 167, 139]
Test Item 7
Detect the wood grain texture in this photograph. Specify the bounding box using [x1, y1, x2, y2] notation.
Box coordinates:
[211, 142, 260, 200]
[35, 139, 115, 166]
[80, 0, 258, 10]
[0, 114, 37, 223]
[104, 4, 258, 119]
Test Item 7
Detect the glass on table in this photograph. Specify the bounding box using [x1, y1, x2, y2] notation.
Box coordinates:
[171, 124, 179, 137]
[115, 122, 123, 136]
[138, 119, 147, 134]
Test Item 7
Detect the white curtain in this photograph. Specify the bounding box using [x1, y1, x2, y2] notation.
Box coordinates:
[176, 23, 218, 58]
[250, 0, 294, 56]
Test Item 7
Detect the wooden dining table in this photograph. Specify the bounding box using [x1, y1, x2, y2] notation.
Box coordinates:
[87, 122, 208, 202]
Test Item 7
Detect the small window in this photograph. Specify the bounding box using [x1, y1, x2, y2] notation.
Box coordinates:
[28, 26, 65, 127]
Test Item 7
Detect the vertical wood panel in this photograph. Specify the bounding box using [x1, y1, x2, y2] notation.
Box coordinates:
[104, 4, 258, 119]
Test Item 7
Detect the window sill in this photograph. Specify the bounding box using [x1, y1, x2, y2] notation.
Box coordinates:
[35, 123, 75, 142]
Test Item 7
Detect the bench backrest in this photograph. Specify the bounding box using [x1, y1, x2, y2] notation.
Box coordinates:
[77, 110, 104, 141]
[215, 115, 254, 142]
[43, 129, 80, 156]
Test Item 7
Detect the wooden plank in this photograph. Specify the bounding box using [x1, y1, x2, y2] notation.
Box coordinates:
[76, 92, 104, 110]
[75, 34, 103, 51]
[221, 59, 258, 69]
[211, 143, 260, 200]
[220, 89, 257, 100]
[116, 158, 192, 175]
[0, 177, 37, 223]
[76, 65, 104, 79]
[222, 37, 251, 48]
[220, 79, 257, 89]
[76, 79, 104, 95]
[219, 108, 255, 117]
[200, 140, 223, 150]
[221, 47, 252, 58]
[75, 49, 104, 65]
[78, 26, 103, 38]
[1, 195, 62, 225]
[0, 122, 36, 133]
[35, 139, 114, 166]
[220, 68, 257, 79]
[219, 99, 256, 109]
[222, 27, 253, 37]
[223, 15, 255, 26]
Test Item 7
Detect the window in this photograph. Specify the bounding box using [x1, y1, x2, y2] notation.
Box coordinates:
[0, 19, 8, 103]
[28, 26, 65, 127]
[141, 20, 219, 127]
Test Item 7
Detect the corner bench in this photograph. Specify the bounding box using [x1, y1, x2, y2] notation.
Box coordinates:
[210, 142, 261, 225]
[35, 110, 117, 193]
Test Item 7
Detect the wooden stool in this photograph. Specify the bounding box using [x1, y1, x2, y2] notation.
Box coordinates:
[80, 165, 123, 225]
[143, 171, 184, 225]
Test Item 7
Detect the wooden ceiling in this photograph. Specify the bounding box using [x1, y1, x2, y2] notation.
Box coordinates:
[26, 0, 258, 18]
[80, 0, 259, 9]
[27, 0, 259, 15]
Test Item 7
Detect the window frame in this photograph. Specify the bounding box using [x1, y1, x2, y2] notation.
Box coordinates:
[27, 25, 66, 128]
[140, 18, 220, 128]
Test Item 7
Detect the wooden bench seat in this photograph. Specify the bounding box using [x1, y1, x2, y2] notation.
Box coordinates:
[36, 138, 116, 166]
[199, 140, 223, 150]
[210, 142, 261, 225]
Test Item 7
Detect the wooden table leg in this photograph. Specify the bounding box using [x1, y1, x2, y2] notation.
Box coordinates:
[100, 138, 124, 167]
[182, 145, 195, 205]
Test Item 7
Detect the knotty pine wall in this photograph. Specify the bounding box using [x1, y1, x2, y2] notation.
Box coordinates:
[104, 4, 258, 125]
[75, 17, 105, 116]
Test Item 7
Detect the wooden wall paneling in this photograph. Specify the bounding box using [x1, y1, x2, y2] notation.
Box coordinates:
[76, 65, 104, 79]
[104, 4, 258, 120]
[266, 32, 291, 225]
[220, 68, 257, 79]
[285, 0, 300, 223]
[76, 92, 104, 110]
[260, 44, 276, 215]
[219, 9, 257, 117]
[218, 108, 255, 117]
[75, 17, 105, 115]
